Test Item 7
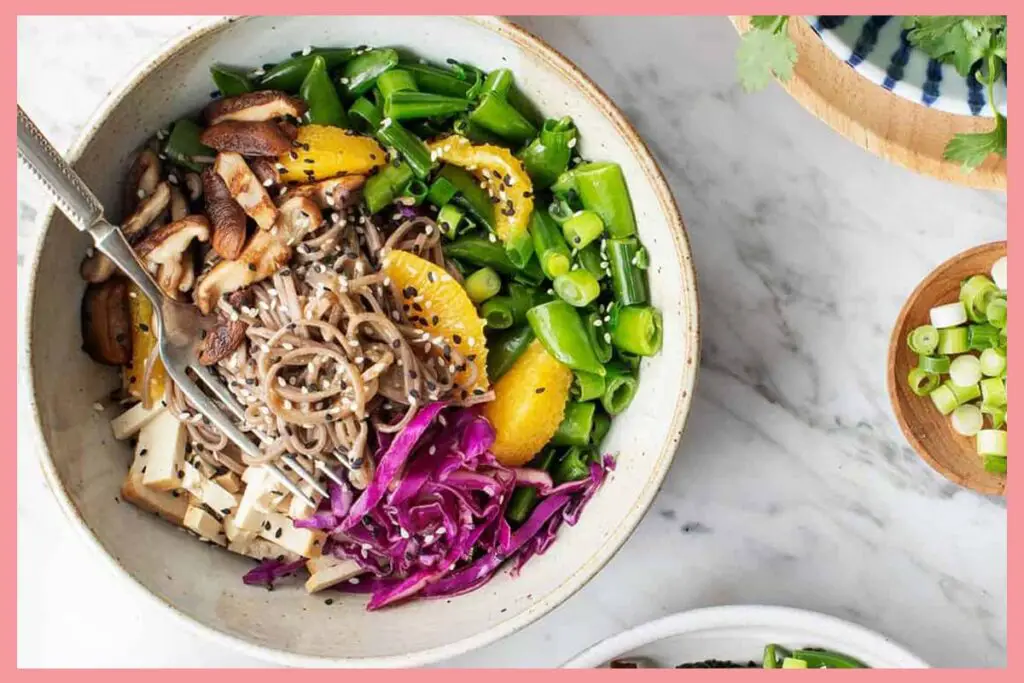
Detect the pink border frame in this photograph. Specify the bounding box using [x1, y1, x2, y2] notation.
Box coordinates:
[11, 0, 1016, 673]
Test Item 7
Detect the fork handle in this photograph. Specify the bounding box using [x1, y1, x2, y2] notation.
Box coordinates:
[17, 105, 104, 232]
[16, 105, 167, 306]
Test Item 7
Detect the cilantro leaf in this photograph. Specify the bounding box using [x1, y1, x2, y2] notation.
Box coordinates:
[944, 114, 1006, 172]
[736, 21, 797, 92]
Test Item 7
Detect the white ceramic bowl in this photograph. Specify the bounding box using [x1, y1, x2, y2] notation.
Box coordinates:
[563, 605, 929, 668]
[23, 16, 699, 667]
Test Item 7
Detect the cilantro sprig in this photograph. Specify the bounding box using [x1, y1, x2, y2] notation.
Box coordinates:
[736, 15, 1008, 173]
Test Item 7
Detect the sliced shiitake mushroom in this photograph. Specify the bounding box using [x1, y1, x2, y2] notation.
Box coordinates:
[284, 174, 366, 210]
[193, 196, 321, 314]
[169, 186, 189, 222]
[81, 277, 132, 365]
[202, 168, 248, 261]
[198, 289, 253, 365]
[184, 172, 203, 202]
[214, 152, 278, 231]
[122, 148, 162, 217]
[248, 158, 281, 188]
[123, 181, 172, 240]
[199, 120, 296, 157]
[135, 215, 210, 297]
[204, 90, 307, 126]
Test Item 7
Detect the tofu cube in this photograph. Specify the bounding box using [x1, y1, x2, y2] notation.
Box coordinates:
[110, 402, 166, 440]
[183, 506, 226, 546]
[259, 511, 324, 558]
[304, 556, 362, 593]
[139, 410, 187, 491]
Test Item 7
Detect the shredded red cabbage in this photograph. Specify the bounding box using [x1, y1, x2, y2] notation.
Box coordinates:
[242, 558, 307, 588]
[257, 402, 611, 608]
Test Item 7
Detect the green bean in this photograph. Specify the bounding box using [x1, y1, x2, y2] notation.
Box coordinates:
[552, 402, 596, 447]
[553, 446, 591, 485]
[445, 236, 517, 275]
[436, 203, 465, 238]
[505, 448, 556, 525]
[210, 65, 253, 97]
[527, 300, 606, 376]
[348, 96, 382, 132]
[572, 371, 606, 402]
[339, 48, 400, 97]
[377, 120, 432, 178]
[164, 119, 214, 173]
[607, 237, 648, 306]
[364, 161, 413, 214]
[437, 165, 496, 232]
[376, 69, 418, 99]
[520, 116, 577, 188]
[573, 161, 636, 238]
[260, 48, 357, 92]
[299, 56, 348, 127]
[468, 92, 537, 144]
[530, 208, 572, 279]
[385, 91, 471, 120]
[585, 310, 613, 364]
[610, 305, 662, 357]
[562, 210, 604, 250]
[486, 324, 535, 381]
[577, 243, 606, 281]
[554, 270, 601, 307]
[402, 62, 475, 97]
[602, 363, 638, 415]
[464, 267, 501, 303]
[590, 410, 612, 446]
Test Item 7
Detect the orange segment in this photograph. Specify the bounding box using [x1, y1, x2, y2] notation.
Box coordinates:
[278, 125, 386, 183]
[380, 250, 489, 393]
[482, 340, 572, 467]
[427, 135, 533, 245]
[125, 282, 165, 404]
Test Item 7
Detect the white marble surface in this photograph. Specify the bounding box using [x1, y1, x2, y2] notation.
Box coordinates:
[17, 16, 1006, 669]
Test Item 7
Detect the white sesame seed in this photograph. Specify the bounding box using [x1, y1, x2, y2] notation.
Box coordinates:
[92, 402, 104, 412]
[301, 45, 312, 56]
[604, 333, 612, 343]
[263, 177, 274, 187]
[488, 233, 497, 243]
[593, 319, 603, 327]
[568, 138, 577, 148]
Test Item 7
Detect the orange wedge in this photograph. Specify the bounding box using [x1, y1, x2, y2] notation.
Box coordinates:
[278, 125, 386, 183]
[381, 250, 489, 393]
[483, 340, 572, 467]
[125, 282, 165, 404]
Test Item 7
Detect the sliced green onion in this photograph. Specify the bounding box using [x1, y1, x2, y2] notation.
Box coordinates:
[572, 371, 606, 402]
[437, 203, 465, 239]
[590, 410, 612, 446]
[602, 364, 639, 415]
[980, 377, 1007, 407]
[376, 69, 418, 100]
[968, 323, 1000, 350]
[551, 401, 596, 447]
[918, 354, 951, 374]
[348, 96, 383, 133]
[562, 210, 605, 250]
[937, 327, 969, 355]
[549, 196, 576, 224]
[986, 297, 1007, 329]
[426, 176, 458, 208]
[977, 429, 1008, 457]
[980, 348, 1006, 377]
[401, 179, 428, 205]
[480, 298, 514, 329]
[610, 305, 662, 357]
[951, 404, 984, 436]
[907, 325, 939, 354]
[930, 301, 968, 328]
[762, 645, 781, 669]
[991, 255, 1007, 291]
[960, 274, 998, 323]
[982, 403, 1007, 429]
[929, 385, 959, 416]
[554, 270, 601, 307]
[946, 379, 981, 405]
[781, 658, 808, 670]
[983, 454, 1007, 474]
[464, 267, 501, 304]
[908, 368, 940, 396]
[949, 354, 982, 387]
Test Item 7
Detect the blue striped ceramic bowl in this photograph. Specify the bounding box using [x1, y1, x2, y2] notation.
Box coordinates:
[807, 16, 1007, 117]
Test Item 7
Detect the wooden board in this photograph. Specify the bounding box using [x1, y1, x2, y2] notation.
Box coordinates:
[731, 16, 1006, 191]
[887, 241, 1006, 496]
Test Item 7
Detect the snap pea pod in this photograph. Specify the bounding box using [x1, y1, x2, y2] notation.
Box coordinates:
[480, 283, 542, 329]
[553, 446, 591, 485]
[505, 448, 556, 525]
[610, 305, 663, 357]
[437, 164, 496, 232]
[607, 237, 648, 306]
[210, 64, 253, 96]
[573, 161, 636, 238]
[512, 258, 546, 287]
[402, 62, 475, 97]
[376, 69, 418, 99]
[164, 119, 214, 173]
[530, 208, 572, 279]
[572, 371, 606, 402]
[445, 236, 518, 276]
[552, 402, 596, 447]
[506, 229, 535, 271]
[586, 310, 613, 364]
[464, 267, 501, 303]
[527, 300, 606, 376]
[520, 116, 577, 188]
[385, 91, 471, 120]
[377, 120, 433, 178]
[577, 243, 607, 281]
[486, 324, 535, 382]
[260, 48, 358, 92]
[591, 410, 612, 446]
[339, 48, 400, 98]
[437, 204, 465, 238]
[562, 210, 604, 250]
[299, 56, 349, 127]
[364, 161, 413, 214]
[554, 270, 601, 307]
[549, 196, 576, 224]
[427, 176, 458, 207]
[602, 362, 639, 416]
[788, 650, 866, 669]
[348, 96, 383, 132]
[453, 117, 506, 145]
[469, 92, 537, 144]
[482, 68, 514, 97]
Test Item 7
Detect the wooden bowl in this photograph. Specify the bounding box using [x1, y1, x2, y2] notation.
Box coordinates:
[887, 241, 1007, 496]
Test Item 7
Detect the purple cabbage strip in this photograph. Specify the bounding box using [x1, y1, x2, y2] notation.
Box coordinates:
[242, 558, 307, 587]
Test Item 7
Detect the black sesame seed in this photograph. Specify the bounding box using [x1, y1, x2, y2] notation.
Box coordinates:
[325, 598, 334, 605]
[473, 388, 486, 395]
[535, 387, 546, 394]
[221, 507, 231, 515]
[392, 339, 401, 349]
[264, 521, 272, 531]
[248, 263, 257, 272]
[171, 491, 180, 497]
[275, 528, 283, 539]
[431, 315, 440, 325]
[290, 151, 299, 160]
[139, 323, 149, 332]
[452, 334, 462, 344]
[523, 191, 534, 198]
[412, 302, 423, 312]
[177, 469, 184, 479]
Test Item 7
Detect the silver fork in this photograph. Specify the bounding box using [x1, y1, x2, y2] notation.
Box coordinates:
[17, 105, 326, 506]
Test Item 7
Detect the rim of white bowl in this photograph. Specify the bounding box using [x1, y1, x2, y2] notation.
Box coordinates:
[561, 605, 931, 669]
[23, 15, 701, 668]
